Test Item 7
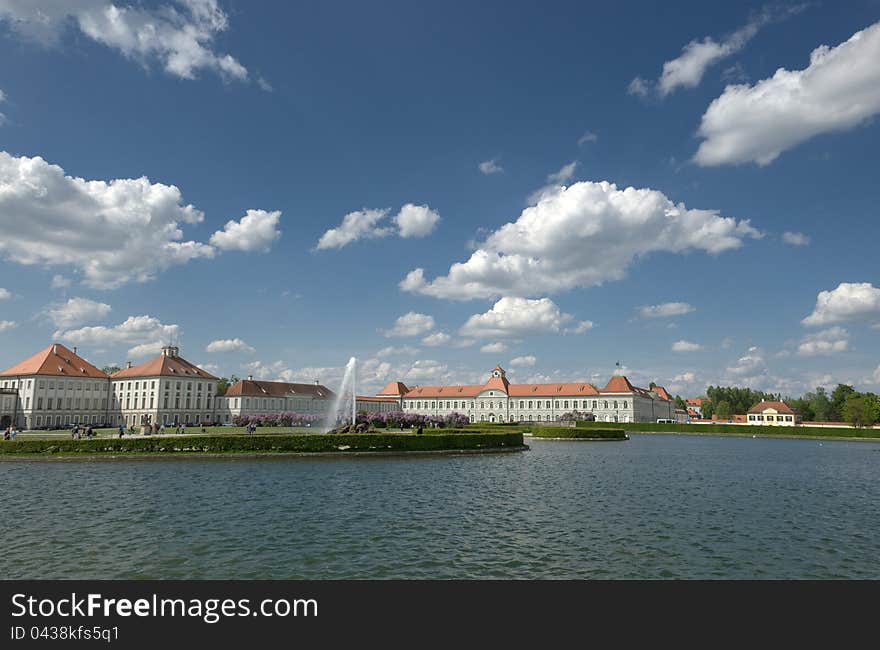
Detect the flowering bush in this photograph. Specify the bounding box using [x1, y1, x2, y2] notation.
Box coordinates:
[559, 410, 595, 422]
[348, 411, 470, 429]
[232, 412, 324, 427]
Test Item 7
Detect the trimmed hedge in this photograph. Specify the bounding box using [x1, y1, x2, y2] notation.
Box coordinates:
[575, 420, 880, 439]
[0, 432, 524, 456]
[531, 427, 626, 439]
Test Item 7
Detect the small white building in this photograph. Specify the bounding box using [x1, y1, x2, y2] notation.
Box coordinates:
[215, 376, 335, 423]
[746, 401, 799, 426]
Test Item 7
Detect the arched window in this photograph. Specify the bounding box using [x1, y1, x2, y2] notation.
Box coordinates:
[604, 401, 608, 409]
[519, 401, 524, 408]
[614, 401, 618, 409]
[528, 415, 533, 421]
[623, 401, 628, 409]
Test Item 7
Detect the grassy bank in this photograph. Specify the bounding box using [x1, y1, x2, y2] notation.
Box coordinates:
[0, 430, 525, 456]
[531, 427, 626, 440]
[575, 420, 880, 439]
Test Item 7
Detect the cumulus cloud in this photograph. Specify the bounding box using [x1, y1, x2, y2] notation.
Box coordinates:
[782, 231, 810, 246]
[479, 159, 503, 175]
[674, 371, 696, 383]
[55, 315, 180, 358]
[0, 320, 17, 331]
[547, 161, 578, 184]
[802, 282, 880, 326]
[402, 181, 760, 300]
[510, 355, 536, 367]
[395, 204, 441, 238]
[375, 345, 419, 358]
[460, 297, 574, 338]
[0, 151, 269, 288]
[633, 6, 805, 98]
[480, 342, 507, 354]
[46, 297, 112, 328]
[0, 88, 6, 126]
[206, 338, 255, 354]
[0, 0, 249, 82]
[672, 340, 703, 352]
[0, 288, 10, 300]
[797, 327, 849, 356]
[726, 346, 765, 377]
[315, 204, 440, 250]
[695, 21, 880, 166]
[421, 331, 451, 347]
[639, 302, 696, 318]
[210, 209, 281, 252]
[384, 312, 436, 338]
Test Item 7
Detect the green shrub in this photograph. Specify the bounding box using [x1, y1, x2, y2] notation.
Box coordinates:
[574, 420, 880, 438]
[0, 432, 524, 455]
[532, 427, 626, 439]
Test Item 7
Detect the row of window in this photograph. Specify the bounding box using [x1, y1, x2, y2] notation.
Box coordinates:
[748, 414, 794, 422]
[406, 399, 629, 410]
[471, 414, 630, 423]
[30, 397, 108, 411]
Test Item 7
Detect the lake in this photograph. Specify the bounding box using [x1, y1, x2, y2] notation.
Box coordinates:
[1, 433, 878, 579]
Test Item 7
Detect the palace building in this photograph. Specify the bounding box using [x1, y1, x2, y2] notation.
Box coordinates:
[376, 366, 674, 423]
[215, 376, 335, 423]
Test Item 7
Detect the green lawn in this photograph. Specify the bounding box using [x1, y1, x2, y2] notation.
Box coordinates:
[15, 426, 320, 440]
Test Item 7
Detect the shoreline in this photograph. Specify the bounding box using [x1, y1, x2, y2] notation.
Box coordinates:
[624, 430, 880, 443]
[526, 434, 629, 442]
[0, 445, 530, 462]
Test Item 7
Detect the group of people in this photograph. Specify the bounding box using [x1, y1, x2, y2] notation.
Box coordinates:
[2, 426, 17, 440]
[71, 424, 96, 439]
[245, 422, 259, 433]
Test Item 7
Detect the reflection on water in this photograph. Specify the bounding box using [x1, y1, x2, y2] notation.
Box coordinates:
[1, 434, 878, 579]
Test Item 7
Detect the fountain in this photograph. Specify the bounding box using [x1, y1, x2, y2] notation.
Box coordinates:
[324, 357, 357, 432]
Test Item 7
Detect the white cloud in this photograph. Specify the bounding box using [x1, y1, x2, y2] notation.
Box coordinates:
[395, 203, 441, 238]
[0, 151, 221, 288]
[400, 359, 450, 383]
[639, 302, 696, 318]
[375, 345, 419, 358]
[782, 231, 810, 246]
[316, 204, 440, 250]
[627, 76, 651, 97]
[0, 88, 6, 126]
[577, 131, 597, 145]
[479, 159, 503, 175]
[797, 327, 850, 357]
[726, 346, 765, 377]
[315, 208, 392, 250]
[547, 161, 578, 184]
[567, 320, 594, 334]
[384, 312, 436, 338]
[46, 297, 112, 328]
[0, 320, 17, 331]
[402, 180, 760, 300]
[479, 342, 507, 354]
[0, 0, 249, 83]
[672, 340, 703, 352]
[55, 315, 180, 358]
[510, 355, 536, 367]
[802, 282, 880, 326]
[50, 275, 72, 290]
[0, 288, 10, 300]
[460, 297, 573, 338]
[421, 331, 451, 347]
[695, 21, 880, 166]
[210, 209, 281, 252]
[206, 338, 255, 354]
[721, 337, 734, 349]
[674, 371, 696, 383]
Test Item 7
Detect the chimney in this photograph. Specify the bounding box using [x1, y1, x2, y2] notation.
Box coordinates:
[247, 375, 253, 381]
[73, 346, 77, 355]
[314, 379, 319, 386]
[127, 361, 133, 369]
[53, 344, 58, 355]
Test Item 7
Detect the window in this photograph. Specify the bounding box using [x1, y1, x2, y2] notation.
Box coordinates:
[592, 400, 597, 409]
[555, 401, 559, 408]
[623, 401, 628, 409]
[604, 401, 608, 409]
[564, 401, 569, 408]
[528, 400, 533, 409]
[614, 401, 618, 409]
[748, 415, 755, 421]
[767, 415, 774, 421]
[519, 401, 524, 408]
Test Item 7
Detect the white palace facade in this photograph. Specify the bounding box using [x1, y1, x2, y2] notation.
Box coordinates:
[374, 366, 675, 424]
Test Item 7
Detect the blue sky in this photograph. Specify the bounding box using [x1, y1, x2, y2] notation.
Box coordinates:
[0, 0, 878, 397]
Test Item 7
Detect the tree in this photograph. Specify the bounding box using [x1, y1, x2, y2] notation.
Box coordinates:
[700, 401, 714, 419]
[217, 375, 239, 395]
[674, 395, 687, 411]
[788, 398, 815, 422]
[830, 384, 856, 421]
[806, 387, 832, 422]
[714, 400, 732, 419]
[842, 393, 879, 428]
[102, 365, 121, 375]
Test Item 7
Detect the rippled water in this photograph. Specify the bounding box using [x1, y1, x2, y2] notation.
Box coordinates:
[1, 434, 878, 579]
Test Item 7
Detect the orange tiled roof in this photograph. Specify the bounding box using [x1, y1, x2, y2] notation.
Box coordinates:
[356, 396, 400, 403]
[686, 397, 706, 406]
[747, 401, 795, 415]
[508, 382, 600, 397]
[652, 385, 672, 401]
[602, 375, 635, 393]
[0, 344, 108, 378]
[378, 381, 409, 396]
[223, 379, 333, 399]
[404, 385, 484, 398]
[111, 352, 218, 380]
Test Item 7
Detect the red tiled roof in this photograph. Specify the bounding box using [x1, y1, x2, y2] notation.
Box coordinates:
[378, 381, 409, 396]
[0, 344, 108, 378]
[652, 385, 672, 401]
[747, 401, 795, 415]
[404, 385, 484, 398]
[602, 375, 635, 393]
[686, 397, 706, 406]
[356, 396, 399, 403]
[111, 351, 218, 380]
[223, 379, 334, 399]
[484, 375, 510, 392]
[508, 382, 599, 397]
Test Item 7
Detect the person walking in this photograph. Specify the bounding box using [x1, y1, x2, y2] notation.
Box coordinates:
[118, 423, 124, 438]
